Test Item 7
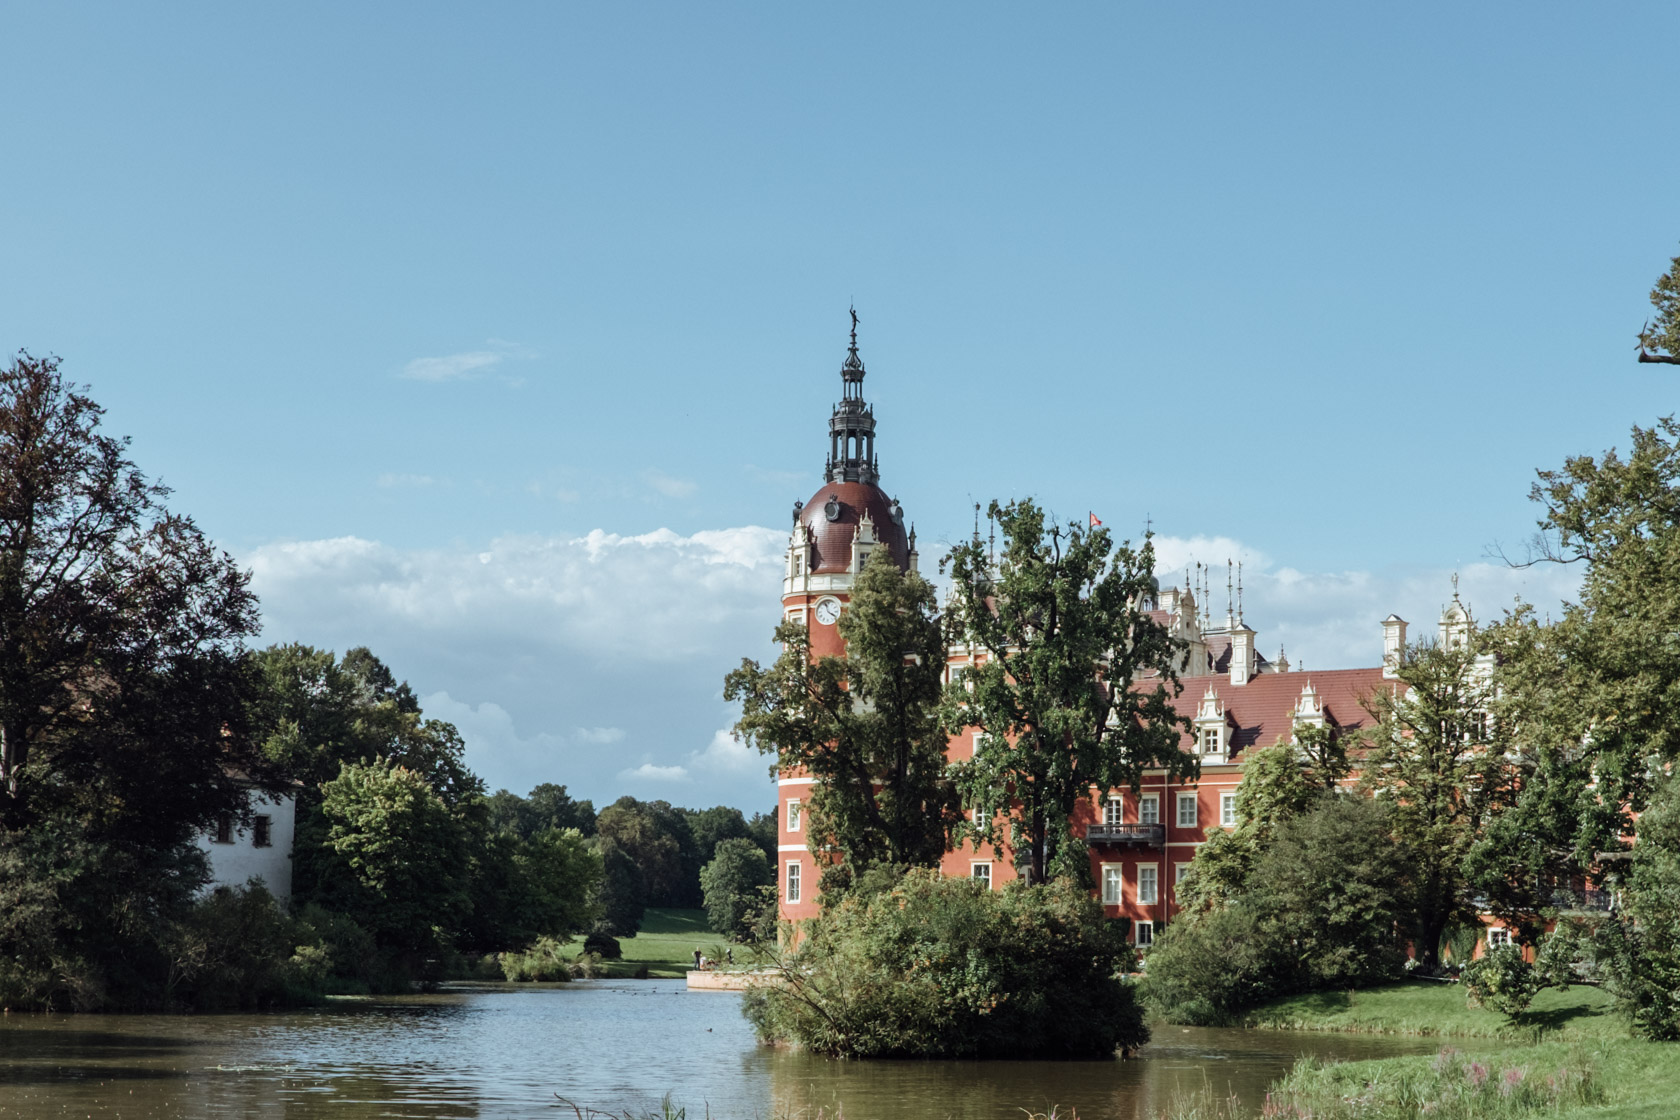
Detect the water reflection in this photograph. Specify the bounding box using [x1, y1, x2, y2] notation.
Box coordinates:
[0, 982, 1439, 1119]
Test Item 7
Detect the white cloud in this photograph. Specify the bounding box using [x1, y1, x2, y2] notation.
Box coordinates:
[402, 350, 505, 382]
[689, 727, 762, 775]
[575, 727, 627, 744]
[644, 469, 699, 499]
[620, 762, 690, 782]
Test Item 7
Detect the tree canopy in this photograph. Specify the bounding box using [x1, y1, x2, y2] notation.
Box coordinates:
[1637, 246, 1680, 364]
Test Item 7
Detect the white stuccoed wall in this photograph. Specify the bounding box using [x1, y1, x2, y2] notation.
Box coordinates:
[196, 790, 296, 901]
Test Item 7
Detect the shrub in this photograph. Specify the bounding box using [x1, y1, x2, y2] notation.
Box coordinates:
[498, 936, 574, 982]
[743, 869, 1145, 1059]
[583, 923, 622, 959]
[1463, 945, 1543, 1018]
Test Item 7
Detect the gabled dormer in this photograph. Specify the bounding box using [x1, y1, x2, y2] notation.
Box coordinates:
[851, 508, 881, 573]
[1292, 679, 1326, 729]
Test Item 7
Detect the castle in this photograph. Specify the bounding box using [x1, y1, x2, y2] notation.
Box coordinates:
[773, 324, 1471, 945]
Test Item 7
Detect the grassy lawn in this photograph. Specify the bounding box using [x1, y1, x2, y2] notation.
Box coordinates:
[564, 908, 758, 979]
[1235, 980, 1680, 1119]
[1242, 978, 1621, 1040]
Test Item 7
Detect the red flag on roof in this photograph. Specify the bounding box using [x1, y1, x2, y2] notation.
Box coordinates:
[1089, 512, 1102, 528]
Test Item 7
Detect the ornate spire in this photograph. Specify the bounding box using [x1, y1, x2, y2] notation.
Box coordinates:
[825, 309, 879, 484]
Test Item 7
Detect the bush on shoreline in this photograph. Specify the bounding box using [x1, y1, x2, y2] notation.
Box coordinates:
[743, 869, 1146, 1059]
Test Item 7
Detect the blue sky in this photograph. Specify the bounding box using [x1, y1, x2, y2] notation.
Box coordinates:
[2, 4, 1676, 810]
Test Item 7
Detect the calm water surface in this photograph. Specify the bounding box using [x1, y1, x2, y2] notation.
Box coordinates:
[0, 981, 1441, 1119]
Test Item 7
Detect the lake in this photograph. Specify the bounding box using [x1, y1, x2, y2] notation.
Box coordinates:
[0, 981, 1442, 1119]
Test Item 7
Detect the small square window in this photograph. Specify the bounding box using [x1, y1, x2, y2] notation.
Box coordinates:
[1176, 793, 1198, 829]
[1488, 927, 1511, 949]
[1101, 865, 1123, 905]
[1139, 794, 1159, 826]
[786, 861, 802, 904]
[787, 799, 802, 833]
[1135, 920, 1154, 947]
[252, 815, 272, 848]
[971, 863, 992, 889]
[1138, 865, 1158, 905]
[1220, 793, 1236, 828]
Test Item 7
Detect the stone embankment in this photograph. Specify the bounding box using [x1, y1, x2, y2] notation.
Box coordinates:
[685, 969, 780, 991]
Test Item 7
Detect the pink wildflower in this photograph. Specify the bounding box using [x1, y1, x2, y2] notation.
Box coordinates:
[1467, 1061, 1489, 1088]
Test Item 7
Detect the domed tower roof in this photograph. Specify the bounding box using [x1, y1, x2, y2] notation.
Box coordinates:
[791, 310, 912, 575]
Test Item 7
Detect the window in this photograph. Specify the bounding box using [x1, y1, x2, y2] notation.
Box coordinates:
[1488, 927, 1511, 949]
[786, 861, 801, 904]
[1176, 792, 1198, 828]
[1104, 797, 1123, 826]
[1220, 793, 1237, 828]
[1200, 727, 1221, 755]
[857, 548, 871, 569]
[1135, 920, 1154, 947]
[792, 554, 803, 576]
[1174, 863, 1191, 885]
[1139, 794, 1159, 825]
[252, 815, 272, 848]
[213, 813, 233, 845]
[1138, 865, 1158, 905]
[972, 863, 992, 889]
[787, 799, 802, 832]
[1101, 865, 1123, 905]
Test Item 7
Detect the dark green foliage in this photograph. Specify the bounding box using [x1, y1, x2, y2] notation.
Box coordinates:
[596, 797, 702, 908]
[460, 826, 603, 954]
[1462, 945, 1543, 1019]
[743, 869, 1147, 1059]
[1637, 246, 1680, 363]
[1591, 775, 1680, 1039]
[700, 837, 774, 939]
[597, 839, 648, 936]
[728, 549, 955, 882]
[583, 923, 622, 959]
[498, 936, 575, 982]
[486, 783, 596, 838]
[1142, 796, 1405, 1023]
[162, 884, 323, 1011]
[940, 500, 1193, 884]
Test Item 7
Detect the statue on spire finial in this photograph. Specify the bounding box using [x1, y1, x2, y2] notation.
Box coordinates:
[1452, 571, 1460, 599]
[850, 305, 859, 347]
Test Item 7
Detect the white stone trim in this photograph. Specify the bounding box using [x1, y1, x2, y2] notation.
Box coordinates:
[777, 776, 816, 786]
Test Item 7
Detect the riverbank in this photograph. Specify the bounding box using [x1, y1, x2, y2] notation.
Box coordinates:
[561, 908, 760, 980]
[1240, 979, 1621, 1040]
[1224, 980, 1680, 1120]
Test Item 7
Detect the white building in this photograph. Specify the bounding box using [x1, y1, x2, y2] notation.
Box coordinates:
[196, 789, 296, 901]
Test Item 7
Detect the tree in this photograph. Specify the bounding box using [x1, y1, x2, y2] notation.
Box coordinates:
[594, 796, 700, 908]
[700, 837, 774, 940]
[1593, 774, 1680, 1039]
[727, 548, 954, 888]
[940, 500, 1194, 884]
[486, 783, 596, 840]
[1637, 246, 1680, 364]
[0, 353, 274, 837]
[1361, 640, 1507, 970]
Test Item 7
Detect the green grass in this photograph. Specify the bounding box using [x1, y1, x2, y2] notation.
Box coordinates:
[563, 908, 761, 979]
[1242, 979, 1622, 1040]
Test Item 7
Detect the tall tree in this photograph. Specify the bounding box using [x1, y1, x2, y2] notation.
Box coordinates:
[941, 500, 1193, 885]
[727, 548, 954, 888]
[1637, 246, 1680, 364]
[0, 352, 273, 839]
[1361, 639, 1508, 969]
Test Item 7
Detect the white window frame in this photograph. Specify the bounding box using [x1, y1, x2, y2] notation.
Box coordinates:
[1138, 793, 1159, 825]
[1101, 863, 1123, 905]
[1137, 864, 1159, 906]
[1135, 920, 1154, 947]
[1176, 792, 1198, 829]
[1199, 726, 1222, 755]
[1174, 862, 1191, 885]
[785, 860, 801, 904]
[787, 799, 802, 832]
[971, 862, 992, 889]
[1488, 927, 1511, 949]
[1220, 792, 1237, 828]
[1103, 796, 1123, 827]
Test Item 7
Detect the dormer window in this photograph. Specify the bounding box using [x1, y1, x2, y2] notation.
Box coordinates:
[1199, 727, 1223, 755]
[856, 547, 871, 569]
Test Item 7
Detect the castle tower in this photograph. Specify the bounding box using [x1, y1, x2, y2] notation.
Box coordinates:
[778, 313, 914, 919]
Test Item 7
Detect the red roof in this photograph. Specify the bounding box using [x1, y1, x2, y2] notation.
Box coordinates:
[1164, 666, 1392, 758]
[798, 481, 911, 575]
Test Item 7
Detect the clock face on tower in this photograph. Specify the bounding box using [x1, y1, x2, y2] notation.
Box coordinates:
[814, 597, 842, 626]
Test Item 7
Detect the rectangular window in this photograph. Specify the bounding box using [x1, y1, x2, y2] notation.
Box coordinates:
[971, 863, 992, 889]
[1135, 920, 1154, 947]
[1220, 793, 1237, 828]
[785, 861, 801, 904]
[1488, 927, 1511, 949]
[1101, 865, 1123, 905]
[252, 815, 272, 848]
[1104, 797, 1123, 826]
[1177, 792, 1198, 828]
[1174, 862, 1191, 884]
[1139, 794, 1159, 825]
[787, 799, 802, 832]
[1200, 727, 1220, 754]
[1138, 865, 1159, 905]
[213, 813, 233, 845]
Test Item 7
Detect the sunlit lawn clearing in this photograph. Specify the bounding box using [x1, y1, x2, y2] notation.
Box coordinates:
[565, 908, 765, 979]
[1241, 979, 1621, 1040]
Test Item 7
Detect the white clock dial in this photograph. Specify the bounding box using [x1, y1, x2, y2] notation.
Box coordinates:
[814, 597, 842, 625]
